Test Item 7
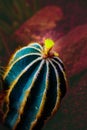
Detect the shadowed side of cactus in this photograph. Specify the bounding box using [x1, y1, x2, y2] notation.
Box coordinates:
[3, 39, 67, 130]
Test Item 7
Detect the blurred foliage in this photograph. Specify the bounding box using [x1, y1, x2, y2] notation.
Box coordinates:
[0, 0, 42, 66]
[0, 0, 41, 35]
[0, 0, 87, 35]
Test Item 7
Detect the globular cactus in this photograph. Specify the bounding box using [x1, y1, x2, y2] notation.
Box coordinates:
[3, 39, 67, 130]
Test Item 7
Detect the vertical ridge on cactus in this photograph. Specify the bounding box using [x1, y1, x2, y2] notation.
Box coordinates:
[3, 39, 67, 130]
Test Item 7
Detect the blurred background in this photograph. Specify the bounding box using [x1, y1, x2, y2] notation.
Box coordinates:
[0, 0, 87, 130]
[0, 0, 87, 66]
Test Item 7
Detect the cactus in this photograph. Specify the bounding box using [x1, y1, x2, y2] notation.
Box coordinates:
[3, 39, 67, 130]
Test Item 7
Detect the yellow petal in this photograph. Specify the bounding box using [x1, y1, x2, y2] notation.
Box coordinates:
[44, 39, 54, 50]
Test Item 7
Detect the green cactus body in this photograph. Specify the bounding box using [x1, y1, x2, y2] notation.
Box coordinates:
[3, 39, 67, 130]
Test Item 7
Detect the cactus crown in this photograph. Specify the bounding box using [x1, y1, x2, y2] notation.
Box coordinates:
[42, 38, 59, 58]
